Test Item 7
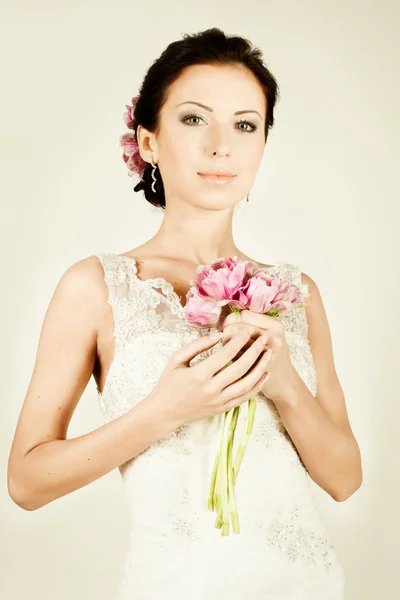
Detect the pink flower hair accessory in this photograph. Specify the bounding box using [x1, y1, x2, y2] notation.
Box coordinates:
[119, 95, 147, 178]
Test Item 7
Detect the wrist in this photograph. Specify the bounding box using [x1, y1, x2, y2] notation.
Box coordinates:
[138, 389, 182, 433]
[267, 367, 301, 409]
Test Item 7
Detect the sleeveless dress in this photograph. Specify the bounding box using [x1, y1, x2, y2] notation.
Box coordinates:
[95, 252, 346, 600]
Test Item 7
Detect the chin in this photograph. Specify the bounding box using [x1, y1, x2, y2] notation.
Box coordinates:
[193, 195, 239, 211]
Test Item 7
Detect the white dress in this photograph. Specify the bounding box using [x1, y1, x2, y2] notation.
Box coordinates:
[95, 252, 346, 600]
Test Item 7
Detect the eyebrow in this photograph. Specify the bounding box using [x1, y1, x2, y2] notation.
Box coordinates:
[176, 101, 262, 119]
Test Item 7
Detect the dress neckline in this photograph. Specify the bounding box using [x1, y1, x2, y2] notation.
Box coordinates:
[118, 253, 282, 316]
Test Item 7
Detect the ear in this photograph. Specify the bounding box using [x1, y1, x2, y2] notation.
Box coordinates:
[136, 124, 158, 162]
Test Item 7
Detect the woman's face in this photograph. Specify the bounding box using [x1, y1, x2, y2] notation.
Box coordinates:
[140, 63, 268, 210]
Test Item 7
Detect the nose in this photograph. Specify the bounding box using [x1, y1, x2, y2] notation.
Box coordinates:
[207, 127, 232, 158]
[211, 149, 229, 157]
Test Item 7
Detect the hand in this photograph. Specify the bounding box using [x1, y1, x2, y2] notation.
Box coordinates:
[221, 310, 298, 405]
[147, 327, 273, 428]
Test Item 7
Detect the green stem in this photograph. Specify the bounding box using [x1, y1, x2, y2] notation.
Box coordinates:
[213, 412, 227, 530]
[228, 306, 241, 318]
[233, 396, 257, 485]
[208, 433, 223, 511]
[219, 409, 231, 536]
[227, 406, 241, 534]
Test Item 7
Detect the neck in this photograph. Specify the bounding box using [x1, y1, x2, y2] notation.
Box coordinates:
[149, 205, 243, 265]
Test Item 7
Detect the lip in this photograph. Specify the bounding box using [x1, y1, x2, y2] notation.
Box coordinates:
[198, 171, 235, 177]
[198, 172, 236, 185]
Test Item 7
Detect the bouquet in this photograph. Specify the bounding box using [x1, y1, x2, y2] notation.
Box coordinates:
[183, 256, 306, 536]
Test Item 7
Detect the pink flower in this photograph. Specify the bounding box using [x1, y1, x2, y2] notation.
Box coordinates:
[184, 288, 222, 328]
[253, 271, 305, 315]
[243, 275, 282, 313]
[120, 132, 147, 177]
[272, 282, 305, 315]
[120, 95, 147, 177]
[193, 257, 262, 310]
[123, 95, 140, 129]
[184, 256, 306, 328]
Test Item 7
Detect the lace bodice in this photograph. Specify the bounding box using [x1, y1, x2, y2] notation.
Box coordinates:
[94, 252, 345, 600]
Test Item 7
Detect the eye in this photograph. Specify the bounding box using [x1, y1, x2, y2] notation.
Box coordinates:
[181, 114, 258, 133]
[237, 119, 258, 133]
[181, 114, 204, 127]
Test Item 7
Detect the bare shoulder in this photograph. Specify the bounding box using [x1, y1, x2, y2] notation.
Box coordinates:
[61, 254, 106, 292]
[55, 254, 110, 314]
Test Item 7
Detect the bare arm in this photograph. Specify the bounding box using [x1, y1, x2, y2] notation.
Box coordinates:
[7, 256, 176, 511]
[10, 399, 177, 511]
[266, 272, 362, 501]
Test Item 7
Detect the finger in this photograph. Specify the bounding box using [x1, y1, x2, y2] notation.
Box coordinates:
[224, 310, 275, 329]
[171, 331, 223, 367]
[196, 327, 254, 378]
[218, 370, 271, 413]
[223, 329, 268, 363]
[234, 343, 255, 359]
[213, 334, 271, 390]
[222, 323, 261, 346]
[224, 335, 264, 355]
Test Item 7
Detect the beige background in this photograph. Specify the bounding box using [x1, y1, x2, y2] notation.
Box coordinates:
[1, 1, 399, 598]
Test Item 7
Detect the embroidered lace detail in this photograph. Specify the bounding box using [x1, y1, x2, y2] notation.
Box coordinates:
[265, 506, 336, 570]
[139, 423, 193, 463]
[253, 403, 306, 470]
[255, 407, 286, 447]
[157, 488, 201, 550]
[167, 506, 201, 543]
[95, 253, 316, 423]
[96, 252, 190, 334]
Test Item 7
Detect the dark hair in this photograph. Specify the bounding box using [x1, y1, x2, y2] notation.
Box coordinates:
[131, 27, 280, 210]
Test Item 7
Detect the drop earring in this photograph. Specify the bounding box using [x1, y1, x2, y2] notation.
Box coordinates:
[150, 157, 158, 193]
[246, 192, 250, 202]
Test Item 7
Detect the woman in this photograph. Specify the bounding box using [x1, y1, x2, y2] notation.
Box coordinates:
[8, 27, 361, 599]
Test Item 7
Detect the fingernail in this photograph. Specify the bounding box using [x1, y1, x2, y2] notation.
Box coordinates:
[266, 348, 273, 360]
[261, 334, 268, 344]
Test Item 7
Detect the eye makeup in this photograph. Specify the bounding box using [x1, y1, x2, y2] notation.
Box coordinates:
[180, 113, 258, 133]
